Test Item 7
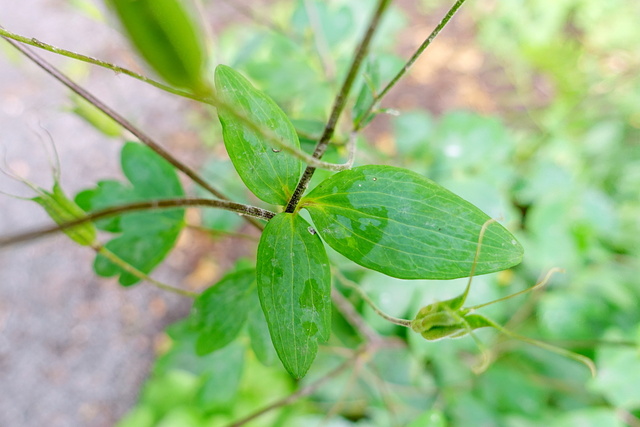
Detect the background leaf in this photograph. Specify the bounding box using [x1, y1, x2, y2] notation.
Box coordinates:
[247, 293, 278, 366]
[106, 0, 207, 91]
[215, 65, 304, 205]
[190, 269, 256, 356]
[256, 213, 331, 378]
[303, 165, 523, 279]
[76, 142, 185, 286]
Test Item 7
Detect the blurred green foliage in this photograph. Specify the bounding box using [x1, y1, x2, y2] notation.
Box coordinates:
[113, 0, 640, 425]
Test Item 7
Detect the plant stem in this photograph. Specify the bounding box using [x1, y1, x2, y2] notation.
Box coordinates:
[353, 0, 468, 131]
[331, 287, 380, 343]
[93, 244, 198, 298]
[0, 28, 354, 173]
[219, 0, 292, 39]
[227, 346, 367, 427]
[334, 269, 413, 328]
[0, 198, 275, 247]
[284, 0, 392, 213]
[0, 27, 206, 102]
[0, 36, 274, 231]
[186, 224, 260, 242]
[304, 0, 336, 80]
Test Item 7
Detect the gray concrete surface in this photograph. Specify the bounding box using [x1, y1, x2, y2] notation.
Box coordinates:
[0, 1, 222, 425]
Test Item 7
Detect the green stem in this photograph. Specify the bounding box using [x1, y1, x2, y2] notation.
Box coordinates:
[285, 0, 392, 213]
[484, 316, 597, 377]
[0, 197, 275, 247]
[94, 244, 197, 298]
[353, 0, 468, 131]
[334, 269, 412, 328]
[0, 27, 355, 173]
[227, 345, 370, 427]
[0, 35, 274, 232]
[186, 224, 260, 242]
[468, 267, 563, 310]
[0, 27, 205, 102]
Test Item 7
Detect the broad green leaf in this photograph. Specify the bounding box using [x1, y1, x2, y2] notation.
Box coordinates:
[303, 165, 523, 279]
[76, 142, 185, 286]
[214, 65, 304, 205]
[256, 213, 331, 378]
[33, 182, 97, 246]
[190, 269, 256, 356]
[107, 0, 206, 91]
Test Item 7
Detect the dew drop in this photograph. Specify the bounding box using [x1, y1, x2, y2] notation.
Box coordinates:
[358, 184, 362, 187]
[511, 239, 517, 245]
[272, 148, 281, 153]
[372, 177, 377, 181]
[307, 226, 317, 235]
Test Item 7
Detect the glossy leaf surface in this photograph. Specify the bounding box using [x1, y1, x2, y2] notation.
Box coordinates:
[303, 165, 523, 279]
[256, 213, 331, 378]
[76, 142, 185, 286]
[215, 65, 303, 205]
[190, 269, 256, 356]
[107, 0, 206, 91]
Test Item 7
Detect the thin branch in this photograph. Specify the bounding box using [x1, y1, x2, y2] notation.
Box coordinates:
[320, 355, 366, 425]
[304, 0, 336, 80]
[1, 28, 354, 174]
[285, 0, 392, 213]
[353, 0, 468, 131]
[1, 35, 273, 231]
[0, 27, 205, 102]
[331, 287, 381, 344]
[0, 198, 275, 247]
[186, 224, 260, 242]
[219, 0, 292, 38]
[227, 347, 368, 427]
[94, 244, 198, 298]
[334, 269, 413, 328]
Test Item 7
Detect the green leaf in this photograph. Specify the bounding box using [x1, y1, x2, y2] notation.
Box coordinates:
[107, 0, 206, 91]
[247, 294, 277, 366]
[256, 213, 331, 378]
[190, 269, 256, 356]
[303, 165, 523, 279]
[77, 142, 185, 286]
[214, 65, 304, 205]
[406, 410, 447, 427]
